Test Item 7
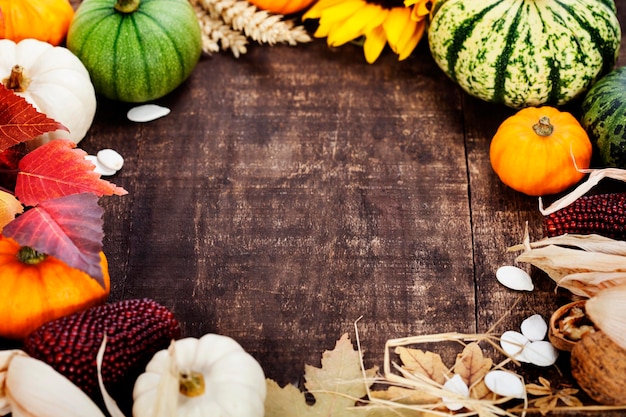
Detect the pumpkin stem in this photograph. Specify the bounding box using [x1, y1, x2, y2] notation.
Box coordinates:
[114, 0, 140, 13]
[533, 116, 554, 137]
[3, 65, 30, 93]
[179, 370, 205, 397]
[17, 247, 47, 265]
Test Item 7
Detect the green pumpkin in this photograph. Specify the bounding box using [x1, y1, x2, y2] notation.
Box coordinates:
[428, 0, 621, 109]
[581, 66, 626, 168]
[67, 0, 202, 103]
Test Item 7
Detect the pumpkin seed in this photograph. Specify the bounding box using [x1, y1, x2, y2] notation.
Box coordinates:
[523, 341, 559, 367]
[520, 314, 548, 341]
[127, 104, 171, 123]
[97, 149, 124, 171]
[496, 265, 534, 291]
[484, 370, 525, 399]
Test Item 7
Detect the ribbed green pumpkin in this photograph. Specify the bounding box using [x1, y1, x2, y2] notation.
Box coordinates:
[428, 0, 621, 109]
[67, 0, 202, 103]
[581, 66, 626, 168]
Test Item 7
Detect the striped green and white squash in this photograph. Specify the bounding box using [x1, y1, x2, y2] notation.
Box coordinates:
[581, 66, 626, 168]
[428, 0, 621, 109]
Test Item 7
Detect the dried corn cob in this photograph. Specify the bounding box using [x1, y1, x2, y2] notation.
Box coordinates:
[543, 192, 626, 239]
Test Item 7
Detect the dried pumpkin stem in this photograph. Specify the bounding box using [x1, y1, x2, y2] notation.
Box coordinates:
[114, 0, 140, 13]
[3, 65, 29, 92]
[17, 247, 47, 265]
[179, 370, 205, 397]
[533, 116, 554, 137]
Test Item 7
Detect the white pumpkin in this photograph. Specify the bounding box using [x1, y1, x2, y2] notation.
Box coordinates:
[0, 39, 96, 148]
[132, 334, 267, 417]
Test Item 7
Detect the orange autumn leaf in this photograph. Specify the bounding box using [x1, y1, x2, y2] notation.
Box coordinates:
[0, 189, 22, 231]
[15, 139, 127, 206]
[0, 84, 67, 151]
[454, 342, 492, 388]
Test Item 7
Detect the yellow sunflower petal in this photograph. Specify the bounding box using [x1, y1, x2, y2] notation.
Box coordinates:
[382, 7, 412, 48]
[397, 20, 426, 60]
[363, 26, 387, 64]
[328, 3, 387, 47]
[303, 0, 348, 19]
[409, 0, 431, 21]
[318, 0, 367, 25]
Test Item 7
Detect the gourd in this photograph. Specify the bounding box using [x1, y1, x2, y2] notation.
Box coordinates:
[428, 0, 621, 109]
[0, 236, 110, 340]
[489, 106, 592, 196]
[0, 39, 97, 148]
[247, 0, 316, 15]
[0, 0, 75, 46]
[581, 66, 626, 168]
[67, 0, 202, 103]
[133, 334, 267, 417]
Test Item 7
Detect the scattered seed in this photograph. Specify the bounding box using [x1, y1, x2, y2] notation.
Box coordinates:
[97, 149, 124, 171]
[523, 341, 559, 367]
[85, 155, 117, 176]
[496, 265, 534, 291]
[442, 374, 469, 411]
[127, 104, 171, 123]
[484, 370, 525, 399]
[500, 330, 529, 362]
[520, 314, 548, 341]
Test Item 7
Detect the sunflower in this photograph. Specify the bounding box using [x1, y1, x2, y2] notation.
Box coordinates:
[303, 0, 432, 64]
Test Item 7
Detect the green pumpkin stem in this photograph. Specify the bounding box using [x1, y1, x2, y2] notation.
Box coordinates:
[114, 0, 140, 13]
[17, 246, 47, 265]
[533, 116, 554, 137]
[3, 65, 29, 92]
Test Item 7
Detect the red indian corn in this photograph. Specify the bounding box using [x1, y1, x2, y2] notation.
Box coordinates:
[543, 192, 626, 239]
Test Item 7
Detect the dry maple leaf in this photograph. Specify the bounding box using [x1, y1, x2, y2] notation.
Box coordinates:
[454, 343, 492, 387]
[265, 333, 377, 417]
[525, 377, 582, 416]
[394, 347, 449, 386]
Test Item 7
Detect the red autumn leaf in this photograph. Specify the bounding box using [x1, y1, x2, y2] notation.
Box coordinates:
[15, 139, 127, 207]
[0, 84, 68, 152]
[2, 193, 106, 287]
[0, 143, 28, 191]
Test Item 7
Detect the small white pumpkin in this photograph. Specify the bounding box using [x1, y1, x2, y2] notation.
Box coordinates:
[0, 38, 97, 148]
[132, 334, 266, 417]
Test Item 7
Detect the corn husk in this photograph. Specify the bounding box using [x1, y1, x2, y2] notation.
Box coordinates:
[585, 284, 626, 351]
[509, 231, 626, 297]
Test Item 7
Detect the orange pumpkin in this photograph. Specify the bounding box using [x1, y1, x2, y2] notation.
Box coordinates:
[489, 106, 592, 196]
[248, 0, 316, 15]
[0, 236, 110, 339]
[0, 0, 75, 46]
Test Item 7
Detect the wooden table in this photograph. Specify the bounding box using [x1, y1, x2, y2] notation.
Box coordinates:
[11, 2, 626, 415]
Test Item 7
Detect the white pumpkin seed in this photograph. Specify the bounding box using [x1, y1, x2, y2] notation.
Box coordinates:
[442, 374, 469, 411]
[500, 331, 529, 362]
[520, 314, 548, 341]
[484, 370, 525, 399]
[523, 341, 559, 367]
[127, 104, 171, 123]
[97, 149, 124, 171]
[85, 155, 117, 176]
[496, 265, 534, 291]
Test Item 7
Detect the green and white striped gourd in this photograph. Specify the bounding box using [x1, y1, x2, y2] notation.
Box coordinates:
[581, 66, 626, 168]
[428, 0, 621, 109]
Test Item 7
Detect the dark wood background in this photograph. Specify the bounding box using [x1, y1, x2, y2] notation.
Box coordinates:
[14, 1, 626, 415]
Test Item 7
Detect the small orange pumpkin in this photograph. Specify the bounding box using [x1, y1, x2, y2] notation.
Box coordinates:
[489, 106, 592, 196]
[247, 0, 316, 15]
[0, 236, 110, 339]
[0, 0, 75, 46]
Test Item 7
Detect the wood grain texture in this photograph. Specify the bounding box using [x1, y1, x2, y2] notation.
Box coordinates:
[7, 1, 626, 415]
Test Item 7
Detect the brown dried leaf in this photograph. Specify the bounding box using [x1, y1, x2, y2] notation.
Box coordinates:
[369, 385, 439, 405]
[469, 380, 494, 401]
[395, 347, 449, 385]
[453, 342, 492, 387]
